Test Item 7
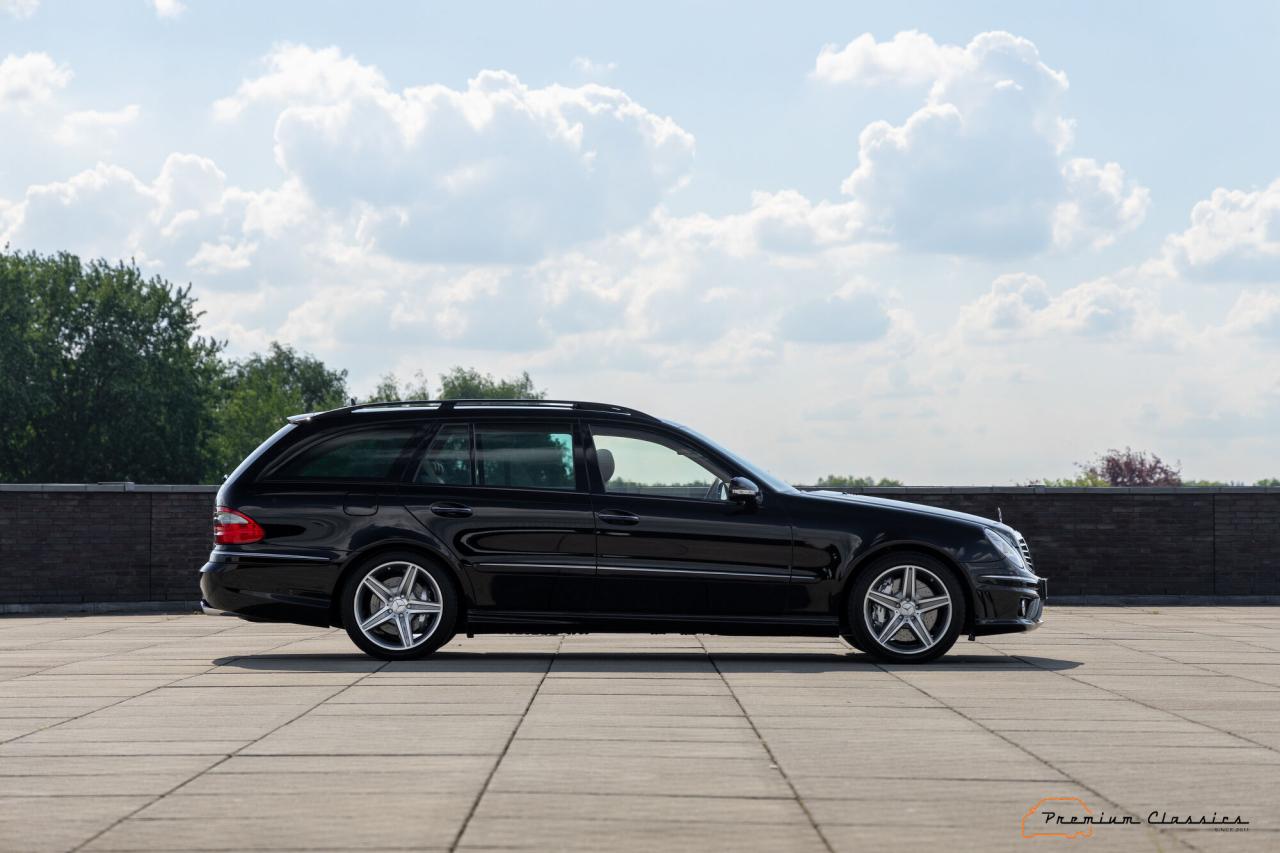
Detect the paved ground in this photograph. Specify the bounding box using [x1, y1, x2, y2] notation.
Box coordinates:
[1, 607, 1278, 852]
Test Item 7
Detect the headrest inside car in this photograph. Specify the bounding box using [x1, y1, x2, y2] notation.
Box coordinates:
[596, 447, 615, 483]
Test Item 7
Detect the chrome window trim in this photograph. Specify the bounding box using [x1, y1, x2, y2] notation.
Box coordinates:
[597, 564, 786, 580]
[475, 562, 586, 572]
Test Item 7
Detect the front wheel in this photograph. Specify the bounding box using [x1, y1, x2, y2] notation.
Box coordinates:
[845, 554, 964, 664]
[340, 552, 459, 660]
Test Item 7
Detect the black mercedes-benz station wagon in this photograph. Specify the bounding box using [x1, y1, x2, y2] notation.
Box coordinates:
[200, 400, 1046, 663]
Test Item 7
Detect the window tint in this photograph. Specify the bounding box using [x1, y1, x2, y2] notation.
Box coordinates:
[272, 427, 417, 481]
[591, 429, 728, 500]
[415, 424, 472, 485]
[475, 424, 575, 490]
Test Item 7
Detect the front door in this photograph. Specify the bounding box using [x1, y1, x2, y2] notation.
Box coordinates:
[401, 419, 595, 613]
[584, 423, 792, 619]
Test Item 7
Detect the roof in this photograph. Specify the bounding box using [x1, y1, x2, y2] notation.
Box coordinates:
[287, 399, 659, 425]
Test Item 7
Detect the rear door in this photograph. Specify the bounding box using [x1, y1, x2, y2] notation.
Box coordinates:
[401, 419, 595, 614]
[584, 422, 792, 618]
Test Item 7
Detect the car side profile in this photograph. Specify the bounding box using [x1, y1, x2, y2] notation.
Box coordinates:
[200, 400, 1046, 663]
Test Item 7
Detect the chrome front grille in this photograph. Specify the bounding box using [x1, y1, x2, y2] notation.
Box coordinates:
[1015, 535, 1035, 574]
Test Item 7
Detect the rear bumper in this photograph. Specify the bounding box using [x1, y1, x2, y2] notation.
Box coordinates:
[200, 555, 336, 627]
[969, 569, 1047, 635]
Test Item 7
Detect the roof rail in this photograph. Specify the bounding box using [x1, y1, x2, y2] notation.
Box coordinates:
[292, 399, 658, 422]
[346, 401, 444, 415]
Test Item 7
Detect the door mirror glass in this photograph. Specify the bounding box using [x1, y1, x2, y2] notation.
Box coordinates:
[727, 476, 761, 505]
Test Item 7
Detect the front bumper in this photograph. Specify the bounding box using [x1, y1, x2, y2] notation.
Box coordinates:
[200, 600, 247, 618]
[967, 568, 1047, 635]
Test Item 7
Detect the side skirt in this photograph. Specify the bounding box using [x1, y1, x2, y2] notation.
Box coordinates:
[464, 610, 840, 637]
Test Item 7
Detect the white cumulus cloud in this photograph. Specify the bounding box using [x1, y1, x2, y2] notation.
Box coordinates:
[53, 104, 141, 145]
[0, 52, 71, 109]
[188, 240, 257, 274]
[213, 43, 388, 120]
[1054, 158, 1150, 249]
[1, 0, 39, 19]
[1163, 178, 1280, 281]
[213, 45, 695, 263]
[830, 31, 1145, 257]
[1219, 290, 1280, 338]
[957, 272, 1179, 342]
[813, 30, 964, 87]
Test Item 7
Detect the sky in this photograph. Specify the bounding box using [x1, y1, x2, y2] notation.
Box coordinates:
[2, 1, 1279, 485]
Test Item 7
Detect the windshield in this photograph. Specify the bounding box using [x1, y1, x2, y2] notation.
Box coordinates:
[663, 420, 796, 494]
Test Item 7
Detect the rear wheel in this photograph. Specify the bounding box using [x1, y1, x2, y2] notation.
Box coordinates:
[845, 553, 964, 664]
[340, 552, 458, 660]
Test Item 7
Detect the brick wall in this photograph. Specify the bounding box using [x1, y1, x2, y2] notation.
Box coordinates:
[811, 487, 1280, 597]
[0, 485, 217, 606]
[0, 484, 1277, 605]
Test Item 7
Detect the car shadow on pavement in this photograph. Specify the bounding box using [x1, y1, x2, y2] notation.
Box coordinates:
[212, 651, 1082, 673]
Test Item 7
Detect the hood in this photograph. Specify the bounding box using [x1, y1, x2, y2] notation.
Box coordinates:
[799, 490, 1016, 536]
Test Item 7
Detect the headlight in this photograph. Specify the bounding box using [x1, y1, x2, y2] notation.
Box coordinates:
[984, 528, 1026, 570]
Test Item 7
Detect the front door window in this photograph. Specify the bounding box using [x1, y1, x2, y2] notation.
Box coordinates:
[591, 429, 727, 501]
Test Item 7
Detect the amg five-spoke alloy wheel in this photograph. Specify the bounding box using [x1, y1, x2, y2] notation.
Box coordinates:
[845, 553, 964, 664]
[340, 552, 458, 660]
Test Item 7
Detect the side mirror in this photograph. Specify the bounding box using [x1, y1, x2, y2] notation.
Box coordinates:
[727, 476, 761, 505]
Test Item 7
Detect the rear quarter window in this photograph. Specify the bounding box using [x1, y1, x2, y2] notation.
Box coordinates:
[267, 426, 419, 481]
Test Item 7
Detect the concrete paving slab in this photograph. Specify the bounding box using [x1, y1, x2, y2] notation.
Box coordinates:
[0, 795, 155, 853]
[0, 605, 1275, 852]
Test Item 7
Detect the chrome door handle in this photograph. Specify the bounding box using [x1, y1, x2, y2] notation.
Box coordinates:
[429, 502, 473, 518]
[597, 510, 640, 526]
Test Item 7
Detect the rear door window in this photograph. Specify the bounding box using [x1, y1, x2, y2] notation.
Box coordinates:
[413, 423, 473, 485]
[269, 426, 418, 481]
[475, 423, 576, 490]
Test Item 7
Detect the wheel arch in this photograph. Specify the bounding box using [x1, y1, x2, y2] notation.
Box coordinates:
[836, 542, 975, 635]
[328, 539, 471, 629]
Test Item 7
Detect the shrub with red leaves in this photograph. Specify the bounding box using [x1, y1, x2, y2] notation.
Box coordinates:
[1081, 447, 1182, 486]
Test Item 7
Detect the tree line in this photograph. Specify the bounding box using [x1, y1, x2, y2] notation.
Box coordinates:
[814, 450, 1278, 487]
[0, 249, 542, 484]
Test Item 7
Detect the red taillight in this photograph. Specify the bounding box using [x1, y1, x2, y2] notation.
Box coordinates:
[213, 507, 264, 545]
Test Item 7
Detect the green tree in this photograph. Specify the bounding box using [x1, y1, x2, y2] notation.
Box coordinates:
[1031, 471, 1111, 487]
[814, 475, 904, 487]
[361, 370, 433, 404]
[1254, 478, 1280, 487]
[209, 343, 348, 480]
[361, 367, 539, 403]
[439, 367, 544, 399]
[0, 249, 223, 483]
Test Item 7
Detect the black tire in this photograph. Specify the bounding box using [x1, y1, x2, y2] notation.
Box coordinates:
[340, 551, 459, 660]
[845, 552, 964, 664]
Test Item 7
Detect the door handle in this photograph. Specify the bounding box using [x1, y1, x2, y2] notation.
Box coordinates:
[597, 510, 640, 526]
[429, 502, 473, 518]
